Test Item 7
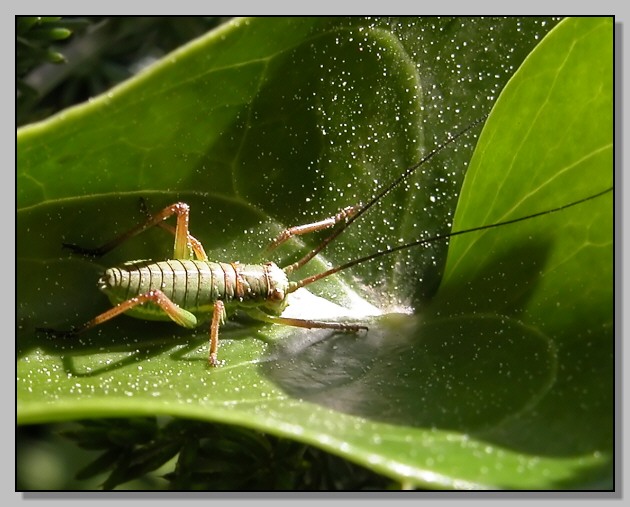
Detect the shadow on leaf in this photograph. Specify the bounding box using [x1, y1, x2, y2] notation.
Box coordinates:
[260, 239, 556, 435]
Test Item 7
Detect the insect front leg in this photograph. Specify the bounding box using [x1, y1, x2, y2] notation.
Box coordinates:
[245, 308, 368, 333]
[267, 205, 361, 252]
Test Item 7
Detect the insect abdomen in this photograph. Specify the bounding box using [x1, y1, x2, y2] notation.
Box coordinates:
[98, 259, 290, 322]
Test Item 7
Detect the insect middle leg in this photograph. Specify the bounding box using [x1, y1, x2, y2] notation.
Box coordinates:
[267, 205, 361, 252]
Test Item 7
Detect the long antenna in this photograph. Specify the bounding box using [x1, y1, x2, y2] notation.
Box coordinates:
[290, 186, 612, 291]
[282, 115, 488, 274]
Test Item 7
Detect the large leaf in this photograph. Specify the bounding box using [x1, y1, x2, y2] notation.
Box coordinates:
[17, 17, 613, 489]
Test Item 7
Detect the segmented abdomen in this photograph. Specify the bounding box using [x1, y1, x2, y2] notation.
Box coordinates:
[99, 260, 288, 319]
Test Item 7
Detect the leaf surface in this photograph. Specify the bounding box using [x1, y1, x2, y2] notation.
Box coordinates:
[17, 17, 612, 489]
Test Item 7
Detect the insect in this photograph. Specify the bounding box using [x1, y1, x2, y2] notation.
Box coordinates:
[39, 118, 612, 366]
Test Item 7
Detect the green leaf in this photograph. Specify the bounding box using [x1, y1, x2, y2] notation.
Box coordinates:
[17, 17, 612, 489]
[430, 16, 613, 482]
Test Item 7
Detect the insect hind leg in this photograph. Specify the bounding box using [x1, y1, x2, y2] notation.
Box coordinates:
[63, 201, 207, 261]
[139, 199, 208, 261]
[38, 289, 198, 338]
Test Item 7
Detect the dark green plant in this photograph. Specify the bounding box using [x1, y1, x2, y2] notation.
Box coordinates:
[17, 16, 75, 123]
[17, 17, 73, 73]
[46, 417, 392, 490]
[17, 16, 224, 125]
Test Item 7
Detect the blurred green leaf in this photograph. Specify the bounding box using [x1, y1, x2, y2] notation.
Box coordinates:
[17, 17, 612, 489]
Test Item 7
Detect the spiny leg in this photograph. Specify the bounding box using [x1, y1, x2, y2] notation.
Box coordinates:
[279, 204, 363, 275]
[162, 222, 208, 261]
[268, 316, 368, 333]
[208, 300, 226, 367]
[38, 289, 197, 337]
[278, 119, 488, 276]
[139, 198, 208, 261]
[246, 308, 368, 333]
[38, 289, 230, 367]
[64, 202, 205, 261]
[268, 205, 361, 254]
